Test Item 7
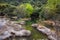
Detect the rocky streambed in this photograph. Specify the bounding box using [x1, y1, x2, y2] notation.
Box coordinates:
[0, 18, 31, 40]
[0, 18, 57, 40]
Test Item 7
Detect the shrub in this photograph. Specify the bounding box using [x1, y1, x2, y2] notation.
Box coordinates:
[40, 0, 57, 20]
[0, 3, 16, 17]
[17, 3, 34, 18]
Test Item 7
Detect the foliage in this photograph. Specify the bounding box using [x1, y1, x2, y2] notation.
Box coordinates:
[0, 3, 16, 17]
[0, 0, 60, 20]
[17, 3, 34, 17]
[40, 0, 58, 20]
[0, 0, 60, 39]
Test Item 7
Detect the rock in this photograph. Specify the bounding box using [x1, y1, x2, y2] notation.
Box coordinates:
[48, 35, 57, 40]
[12, 24, 24, 31]
[10, 29, 31, 36]
[20, 21, 25, 25]
[34, 24, 57, 40]
[31, 24, 38, 28]
[7, 26, 31, 37]
[18, 30, 31, 36]
[43, 20, 55, 26]
[7, 27, 15, 33]
[48, 31, 57, 40]
[0, 31, 11, 40]
[0, 20, 6, 27]
[6, 23, 31, 37]
[37, 25, 51, 35]
[0, 18, 31, 39]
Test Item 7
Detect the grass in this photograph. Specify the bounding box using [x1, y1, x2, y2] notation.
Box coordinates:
[24, 20, 47, 40]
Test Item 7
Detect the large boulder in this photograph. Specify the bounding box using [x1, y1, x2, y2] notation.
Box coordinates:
[0, 18, 31, 39]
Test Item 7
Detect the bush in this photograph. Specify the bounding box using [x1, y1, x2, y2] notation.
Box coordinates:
[40, 0, 57, 20]
[17, 3, 34, 18]
[0, 3, 16, 17]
